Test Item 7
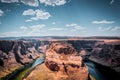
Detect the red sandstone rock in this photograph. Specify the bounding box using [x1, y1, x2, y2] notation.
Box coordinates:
[45, 42, 89, 80]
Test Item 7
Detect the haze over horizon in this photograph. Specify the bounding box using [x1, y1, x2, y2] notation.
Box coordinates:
[0, 0, 120, 37]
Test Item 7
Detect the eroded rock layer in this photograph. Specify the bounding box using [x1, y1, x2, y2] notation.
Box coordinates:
[0, 40, 49, 78]
[45, 42, 88, 80]
[1, 38, 120, 79]
[89, 41, 120, 73]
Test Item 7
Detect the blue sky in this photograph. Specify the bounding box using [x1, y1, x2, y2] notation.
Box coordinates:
[0, 0, 120, 37]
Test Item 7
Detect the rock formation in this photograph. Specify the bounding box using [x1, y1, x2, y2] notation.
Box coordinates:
[0, 40, 49, 78]
[89, 41, 120, 73]
[23, 39, 120, 80]
[45, 42, 89, 80]
[1, 38, 120, 79]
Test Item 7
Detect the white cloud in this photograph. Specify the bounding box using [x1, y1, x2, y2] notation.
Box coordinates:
[39, 0, 66, 6]
[110, 0, 114, 4]
[0, 24, 46, 37]
[98, 26, 112, 31]
[26, 24, 46, 36]
[31, 9, 51, 20]
[21, 0, 39, 7]
[20, 26, 28, 30]
[23, 9, 35, 16]
[25, 19, 32, 22]
[23, 9, 51, 21]
[98, 26, 120, 32]
[111, 26, 120, 31]
[1, 0, 18, 3]
[66, 23, 85, 30]
[1, 0, 38, 7]
[66, 23, 77, 27]
[19, 24, 45, 31]
[52, 22, 56, 25]
[1, 0, 67, 7]
[20, 24, 46, 35]
[68, 0, 71, 3]
[16, 3, 20, 6]
[92, 20, 114, 24]
[49, 28, 63, 31]
[30, 24, 45, 31]
[0, 9, 4, 16]
[22, 24, 46, 36]
[74, 25, 85, 30]
[0, 31, 21, 37]
[70, 29, 77, 32]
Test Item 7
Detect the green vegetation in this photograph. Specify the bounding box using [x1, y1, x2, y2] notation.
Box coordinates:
[17, 67, 32, 80]
[0, 64, 22, 80]
[89, 74, 96, 80]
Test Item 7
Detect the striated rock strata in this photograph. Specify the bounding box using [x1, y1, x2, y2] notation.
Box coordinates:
[25, 42, 89, 80]
[45, 42, 89, 80]
[1, 38, 120, 79]
[0, 40, 49, 78]
[89, 41, 120, 73]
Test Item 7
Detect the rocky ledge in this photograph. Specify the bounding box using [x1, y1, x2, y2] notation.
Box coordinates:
[0, 40, 49, 79]
[89, 41, 120, 73]
[25, 42, 88, 80]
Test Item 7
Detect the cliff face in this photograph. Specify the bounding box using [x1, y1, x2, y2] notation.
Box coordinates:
[1, 39, 120, 79]
[0, 40, 97, 67]
[66, 40, 120, 73]
[45, 42, 88, 80]
[67, 40, 97, 53]
[89, 41, 120, 73]
[0, 40, 49, 78]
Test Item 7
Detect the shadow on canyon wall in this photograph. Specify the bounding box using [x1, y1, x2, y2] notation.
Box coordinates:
[0, 37, 120, 80]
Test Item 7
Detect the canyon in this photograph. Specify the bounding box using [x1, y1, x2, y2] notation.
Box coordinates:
[0, 40, 49, 79]
[0, 37, 120, 80]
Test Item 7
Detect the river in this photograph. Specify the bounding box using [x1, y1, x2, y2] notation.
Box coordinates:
[5, 58, 44, 80]
[5, 58, 120, 80]
[85, 61, 105, 80]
